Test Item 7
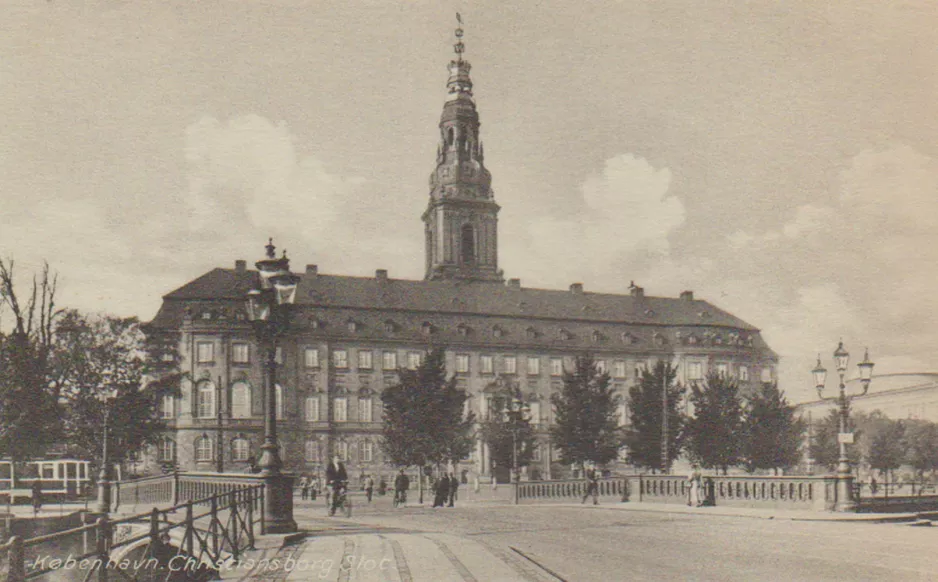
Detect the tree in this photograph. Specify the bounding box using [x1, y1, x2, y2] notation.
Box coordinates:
[479, 376, 537, 480]
[0, 260, 63, 462]
[625, 359, 684, 472]
[808, 405, 861, 472]
[58, 311, 175, 470]
[550, 354, 623, 470]
[684, 371, 744, 474]
[741, 382, 805, 474]
[903, 420, 938, 492]
[380, 347, 475, 471]
[867, 416, 905, 485]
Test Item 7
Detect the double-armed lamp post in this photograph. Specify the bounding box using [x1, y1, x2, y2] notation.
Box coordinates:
[245, 239, 299, 533]
[812, 341, 874, 512]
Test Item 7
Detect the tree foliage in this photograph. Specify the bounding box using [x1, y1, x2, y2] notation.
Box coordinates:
[479, 376, 537, 474]
[808, 405, 861, 472]
[380, 348, 475, 469]
[741, 382, 805, 474]
[867, 415, 905, 481]
[625, 359, 684, 472]
[0, 260, 63, 461]
[550, 354, 623, 469]
[684, 372, 744, 474]
[903, 420, 938, 486]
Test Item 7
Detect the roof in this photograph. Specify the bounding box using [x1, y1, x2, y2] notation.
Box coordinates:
[157, 268, 761, 331]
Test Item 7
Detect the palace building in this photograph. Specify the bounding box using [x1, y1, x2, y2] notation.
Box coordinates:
[144, 23, 778, 480]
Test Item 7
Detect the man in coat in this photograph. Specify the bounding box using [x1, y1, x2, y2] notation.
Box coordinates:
[432, 473, 450, 508]
[447, 472, 459, 507]
[393, 469, 410, 505]
[325, 456, 348, 514]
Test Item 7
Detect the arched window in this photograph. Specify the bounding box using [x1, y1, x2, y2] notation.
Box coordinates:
[194, 435, 214, 462]
[158, 437, 175, 462]
[231, 437, 250, 462]
[197, 381, 215, 419]
[275, 384, 284, 420]
[231, 382, 251, 419]
[461, 224, 475, 265]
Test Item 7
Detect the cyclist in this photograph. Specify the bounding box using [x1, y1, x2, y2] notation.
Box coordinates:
[393, 468, 410, 506]
[325, 455, 348, 515]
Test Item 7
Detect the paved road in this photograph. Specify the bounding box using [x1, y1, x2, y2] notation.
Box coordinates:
[242, 494, 938, 581]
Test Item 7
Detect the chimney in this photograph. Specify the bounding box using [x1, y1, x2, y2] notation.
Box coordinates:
[507, 278, 521, 290]
[306, 264, 318, 276]
[234, 260, 246, 273]
[630, 285, 644, 299]
[376, 269, 388, 282]
[569, 283, 583, 294]
[680, 290, 694, 301]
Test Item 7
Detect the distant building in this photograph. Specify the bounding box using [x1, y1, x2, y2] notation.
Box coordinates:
[796, 373, 938, 423]
[144, 24, 777, 480]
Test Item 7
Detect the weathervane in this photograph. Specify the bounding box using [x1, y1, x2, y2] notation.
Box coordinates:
[454, 12, 465, 61]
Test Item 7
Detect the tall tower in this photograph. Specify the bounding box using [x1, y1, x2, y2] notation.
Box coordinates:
[423, 16, 503, 283]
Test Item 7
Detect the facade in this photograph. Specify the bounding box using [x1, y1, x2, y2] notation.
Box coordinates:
[796, 373, 938, 423]
[144, 25, 778, 481]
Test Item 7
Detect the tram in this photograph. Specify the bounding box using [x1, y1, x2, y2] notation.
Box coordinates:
[0, 459, 94, 503]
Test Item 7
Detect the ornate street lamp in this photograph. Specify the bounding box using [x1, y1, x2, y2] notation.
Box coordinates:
[813, 341, 874, 512]
[246, 239, 299, 533]
[96, 377, 117, 514]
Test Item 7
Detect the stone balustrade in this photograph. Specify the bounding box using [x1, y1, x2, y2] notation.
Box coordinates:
[517, 478, 629, 504]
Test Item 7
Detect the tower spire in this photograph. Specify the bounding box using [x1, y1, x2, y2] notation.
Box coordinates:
[422, 16, 502, 283]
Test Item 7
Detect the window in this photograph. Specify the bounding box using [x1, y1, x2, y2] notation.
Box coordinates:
[231, 382, 251, 418]
[634, 361, 647, 379]
[480, 355, 494, 375]
[275, 384, 284, 420]
[527, 356, 540, 376]
[617, 403, 628, 427]
[382, 351, 397, 370]
[274, 347, 283, 365]
[360, 440, 374, 463]
[716, 363, 729, 377]
[232, 438, 250, 462]
[305, 396, 320, 421]
[158, 438, 175, 462]
[482, 395, 494, 420]
[461, 224, 476, 265]
[195, 436, 214, 462]
[455, 354, 470, 374]
[305, 440, 320, 462]
[493, 326, 504, 338]
[333, 349, 348, 369]
[529, 401, 541, 425]
[335, 441, 349, 462]
[761, 367, 773, 383]
[161, 353, 175, 363]
[347, 320, 359, 333]
[334, 397, 348, 422]
[687, 362, 703, 381]
[358, 350, 373, 370]
[739, 366, 749, 382]
[596, 360, 607, 374]
[161, 394, 174, 419]
[503, 355, 517, 374]
[613, 360, 627, 379]
[532, 444, 542, 462]
[359, 398, 373, 422]
[407, 352, 422, 370]
[550, 357, 563, 377]
[304, 347, 320, 368]
[232, 343, 249, 364]
[196, 342, 214, 363]
[197, 382, 215, 418]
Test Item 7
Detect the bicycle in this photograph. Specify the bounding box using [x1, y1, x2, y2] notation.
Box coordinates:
[392, 489, 407, 508]
[328, 481, 353, 517]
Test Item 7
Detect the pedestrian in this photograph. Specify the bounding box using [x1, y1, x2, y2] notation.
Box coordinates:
[432, 473, 449, 508]
[310, 477, 319, 501]
[688, 464, 703, 507]
[870, 475, 879, 495]
[394, 469, 410, 506]
[581, 466, 598, 505]
[365, 475, 375, 503]
[300, 476, 309, 500]
[378, 477, 387, 496]
[447, 472, 458, 507]
[31, 479, 43, 515]
[325, 456, 348, 515]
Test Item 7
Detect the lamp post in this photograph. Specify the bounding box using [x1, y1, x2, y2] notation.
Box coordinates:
[96, 378, 117, 514]
[245, 239, 299, 533]
[812, 341, 874, 512]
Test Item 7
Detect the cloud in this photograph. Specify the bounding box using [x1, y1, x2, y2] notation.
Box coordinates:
[516, 153, 685, 290]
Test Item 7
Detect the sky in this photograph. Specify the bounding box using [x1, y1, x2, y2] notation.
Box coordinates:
[2, 0, 937, 403]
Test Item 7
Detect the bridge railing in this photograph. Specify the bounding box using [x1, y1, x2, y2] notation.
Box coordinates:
[517, 478, 630, 503]
[114, 471, 265, 513]
[0, 484, 263, 582]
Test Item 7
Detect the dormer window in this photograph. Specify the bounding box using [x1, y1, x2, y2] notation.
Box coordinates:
[200, 311, 212, 320]
[591, 330, 602, 343]
[422, 322, 434, 336]
[310, 318, 322, 330]
[687, 334, 698, 345]
[457, 323, 469, 337]
[347, 320, 359, 333]
[621, 332, 636, 344]
[525, 327, 537, 340]
[714, 334, 723, 346]
[493, 325, 504, 339]
[560, 329, 572, 341]
[653, 333, 666, 346]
